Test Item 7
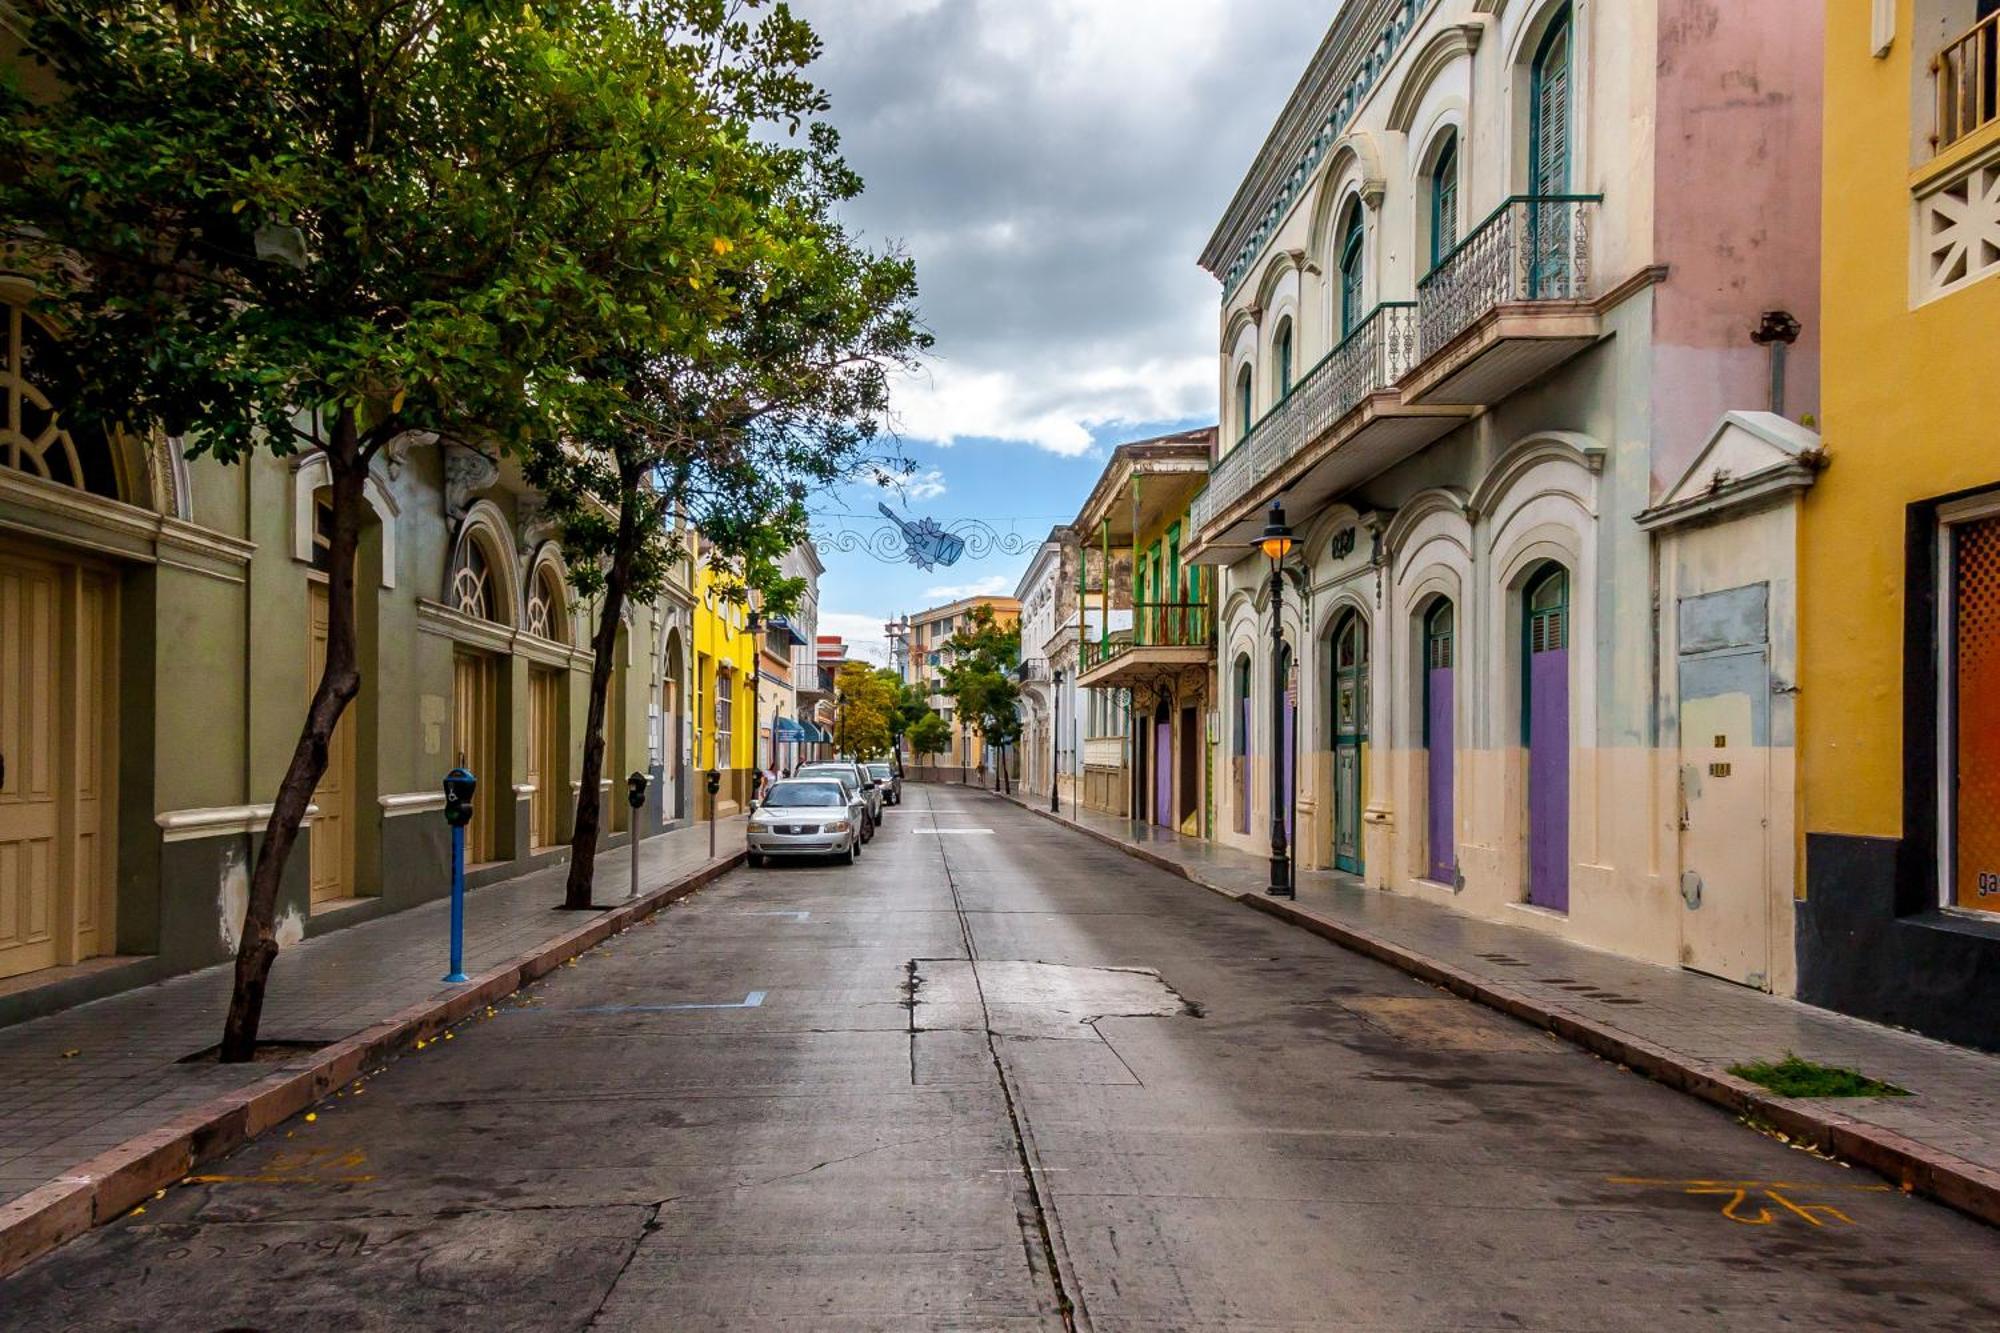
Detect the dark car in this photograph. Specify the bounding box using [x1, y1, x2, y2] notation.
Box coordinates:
[865, 762, 901, 806]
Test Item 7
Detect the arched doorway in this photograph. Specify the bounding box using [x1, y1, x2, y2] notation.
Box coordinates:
[1524, 564, 1571, 910]
[1424, 600, 1457, 884]
[448, 523, 510, 864]
[1153, 697, 1173, 828]
[663, 630, 686, 821]
[1, 305, 124, 978]
[1331, 611, 1368, 874]
[524, 558, 569, 851]
[1233, 655, 1253, 834]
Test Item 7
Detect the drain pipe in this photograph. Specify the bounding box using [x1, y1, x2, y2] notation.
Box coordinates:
[1751, 311, 1802, 417]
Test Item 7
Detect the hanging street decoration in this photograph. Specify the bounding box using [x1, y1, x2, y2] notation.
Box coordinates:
[815, 502, 1038, 572]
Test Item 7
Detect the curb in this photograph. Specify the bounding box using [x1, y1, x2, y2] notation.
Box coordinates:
[0, 848, 746, 1280]
[992, 789, 2000, 1231]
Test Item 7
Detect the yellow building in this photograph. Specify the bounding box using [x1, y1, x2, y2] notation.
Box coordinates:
[691, 552, 759, 814]
[1799, 0, 2000, 1048]
[904, 594, 1020, 772]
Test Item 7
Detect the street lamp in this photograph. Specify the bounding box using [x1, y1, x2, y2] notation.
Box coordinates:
[746, 608, 764, 800]
[835, 689, 847, 759]
[1050, 666, 1066, 814]
[1261, 500, 1295, 898]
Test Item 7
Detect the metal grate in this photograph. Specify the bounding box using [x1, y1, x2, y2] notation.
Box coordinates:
[1955, 513, 2000, 911]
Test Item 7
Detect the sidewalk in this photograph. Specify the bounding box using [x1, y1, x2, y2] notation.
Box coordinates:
[0, 815, 745, 1213]
[996, 789, 2000, 1227]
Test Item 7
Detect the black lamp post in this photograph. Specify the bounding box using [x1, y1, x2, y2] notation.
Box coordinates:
[746, 609, 764, 800]
[1050, 666, 1066, 814]
[835, 689, 847, 759]
[1261, 500, 1295, 898]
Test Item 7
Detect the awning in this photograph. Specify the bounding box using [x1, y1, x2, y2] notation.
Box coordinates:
[774, 717, 810, 741]
[764, 614, 811, 647]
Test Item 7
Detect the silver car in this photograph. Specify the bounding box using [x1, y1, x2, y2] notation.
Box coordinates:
[798, 762, 883, 828]
[865, 762, 901, 806]
[747, 780, 864, 865]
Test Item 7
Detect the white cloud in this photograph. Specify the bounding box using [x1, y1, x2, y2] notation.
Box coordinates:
[818, 610, 894, 665]
[888, 356, 1214, 457]
[922, 574, 1014, 600]
[868, 464, 949, 501]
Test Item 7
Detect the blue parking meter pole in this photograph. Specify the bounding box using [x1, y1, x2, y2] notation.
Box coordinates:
[442, 767, 476, 983]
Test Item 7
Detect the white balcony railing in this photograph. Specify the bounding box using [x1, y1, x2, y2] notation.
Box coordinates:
[1192, 301, 1417, 534]
[1415, 195, 1597, 355]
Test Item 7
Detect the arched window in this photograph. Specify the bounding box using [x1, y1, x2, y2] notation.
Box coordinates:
[1236, 362, 1255, 442]
[1336, 200, 1366, 338]
[1528, 565, 1569, 655]
[1273, 317, 1295, 400]
[526, 564, 568, 643]
[450, 535, 498, 621]
[2, 306, 121, 499]
[1530, 7, 1573, 197]
[1429, 132, 1460, 270]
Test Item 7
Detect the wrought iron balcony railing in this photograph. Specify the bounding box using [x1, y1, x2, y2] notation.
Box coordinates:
[1415, 195, 1598, 356]
[1935, 12, 1999, 153]
[1079, 602, 1215, 674]
[1190, 302, 1417, 535]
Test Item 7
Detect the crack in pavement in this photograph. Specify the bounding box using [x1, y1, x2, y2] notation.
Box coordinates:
[926, 793, 1086, 1333]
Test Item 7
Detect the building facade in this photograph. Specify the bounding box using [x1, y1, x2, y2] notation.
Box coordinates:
[0, 289, 692, 1003]
[1014, 528, 1081, 804]
[1072, 430, 1217, 831]
[690, 552, 759, 816]
[1195, 0, 1823, 988]
[1796, 0, 2000, 1049]
[902, 594, 1021, 773]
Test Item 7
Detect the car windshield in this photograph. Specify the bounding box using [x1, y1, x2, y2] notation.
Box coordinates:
[797, 769, 855, 793]
[866, 765, 891, 779]
[763, 783, 845, 808]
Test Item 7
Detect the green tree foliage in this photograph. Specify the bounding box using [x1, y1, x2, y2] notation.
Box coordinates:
[532, 8, 928, 907]
[877, 667, 931, 765]
[908, 712, 952, 762]
[832, 661, 899, 760]
[0, 0, 812, 1058]
[943, 605, 1023, 792]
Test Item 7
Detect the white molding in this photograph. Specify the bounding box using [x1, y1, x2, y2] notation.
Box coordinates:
[0, 467, 255, 581]
[381, 791, 448, 816]
[1872, 0, 1895, 58]
[157, 803, 317, 843]
[512, 783, 537, 796]
[288, 452, 399, 589]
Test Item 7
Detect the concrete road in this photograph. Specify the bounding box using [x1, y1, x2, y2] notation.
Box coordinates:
[7, 784, 1998, 1330]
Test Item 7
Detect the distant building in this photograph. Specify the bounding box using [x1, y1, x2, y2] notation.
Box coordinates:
[902, 594, 1021, 771]
[1014, 528, 1081, 805]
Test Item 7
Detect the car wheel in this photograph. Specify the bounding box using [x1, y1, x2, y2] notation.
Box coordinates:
[750, 853, 765, 868]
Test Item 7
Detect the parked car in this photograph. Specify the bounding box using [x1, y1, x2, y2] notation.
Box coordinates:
[798, 761, 884, 828]
[746, 779, 864, 866]
[865, 762, 901, 806]
[795, 764, 875, 841]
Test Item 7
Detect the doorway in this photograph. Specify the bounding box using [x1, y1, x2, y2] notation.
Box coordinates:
[306, 581, 356, 906]
[452, 649, 501, 864]
[0, 546, 117, 980]
[1178, 705, 1201, 833]
[1153, 700, 1173, 827]
[527, 666, 562, 851]
[1424, 600, 1457, 884]
[1524, 565, 1571, 911]
[1332, 613, 1367, 874]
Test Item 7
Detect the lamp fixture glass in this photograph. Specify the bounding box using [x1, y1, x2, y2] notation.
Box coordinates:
[1260, 501, 1294, 563]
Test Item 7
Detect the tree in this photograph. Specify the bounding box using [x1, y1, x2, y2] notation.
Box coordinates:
[0, 0, 749, 1059]
[909, 712, 952, 764]
[833, 661, 896, 759]
[878, 668, 930, 770]
[534, 9, 928, 909]
[943, 606, 1023, 793]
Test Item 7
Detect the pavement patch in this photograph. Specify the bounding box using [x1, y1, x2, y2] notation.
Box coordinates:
[913, 960, 1193, 1041]
[567, 991, 768, 1014]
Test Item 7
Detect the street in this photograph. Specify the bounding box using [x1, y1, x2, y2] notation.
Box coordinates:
[7, 784, 1998, 1331]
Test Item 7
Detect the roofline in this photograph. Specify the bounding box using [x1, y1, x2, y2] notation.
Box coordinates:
[1071, 427, 1219, 534]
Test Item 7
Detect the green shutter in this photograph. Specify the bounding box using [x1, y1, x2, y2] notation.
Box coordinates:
[1530, 10, 1572, 197]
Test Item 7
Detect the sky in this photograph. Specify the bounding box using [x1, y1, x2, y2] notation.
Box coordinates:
[789, 0, 1330, 662]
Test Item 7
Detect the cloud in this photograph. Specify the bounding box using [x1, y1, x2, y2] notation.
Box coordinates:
[868, 464, 949, 500]
[922, 574, 1014, 601]
[817, 610, 894, 665]
[792, 0, 1325, 454]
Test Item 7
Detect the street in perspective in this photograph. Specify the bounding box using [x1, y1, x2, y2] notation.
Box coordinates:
[4, 0, 2000, 1329]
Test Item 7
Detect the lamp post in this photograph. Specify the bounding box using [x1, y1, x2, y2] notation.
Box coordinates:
[835, 689, 847, 759]
[1261, 501, 1295, 898]
[1051, 666, 1065, 814]
[746, 609, 764, 805]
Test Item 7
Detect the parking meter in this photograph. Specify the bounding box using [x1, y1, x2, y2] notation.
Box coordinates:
[625, 771, 649, 902]
[705, 768, 721, 857]
[440, 767, 476, 983]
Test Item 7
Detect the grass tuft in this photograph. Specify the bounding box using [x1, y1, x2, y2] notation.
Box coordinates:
[1728, 1053, 1910, 1099]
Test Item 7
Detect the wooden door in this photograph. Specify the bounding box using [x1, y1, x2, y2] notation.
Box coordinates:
[1425, 602, 1457, 884]
[1332, 618, 1366, 874]
[453, 650, 498, 863]
[306, 582, 355, 905]
[1526, 568, 1571, 912]
[0, 549, 115, 980]
[528, 667, 561, 850]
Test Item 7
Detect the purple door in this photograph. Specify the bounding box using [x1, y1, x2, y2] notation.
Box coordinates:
[1155, 720, 1173, 827]
[1527, 570, 1570, 912]
[1427, 665, 1455, 883]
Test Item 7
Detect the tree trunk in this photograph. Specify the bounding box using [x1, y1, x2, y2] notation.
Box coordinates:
[562, 466, 640, 910]
[219, 429, 366, 1062]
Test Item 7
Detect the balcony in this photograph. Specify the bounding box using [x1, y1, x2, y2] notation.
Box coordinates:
[1935, 12, 1998, 154]
[1189, 303, 1471, 557]
[1077, 602, 1214, 689]
[1401, 194, 1602, 405]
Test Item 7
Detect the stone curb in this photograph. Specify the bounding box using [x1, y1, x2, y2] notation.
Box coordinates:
[991, 789, 2000, 1232]
[0, 848, 746, 1280]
